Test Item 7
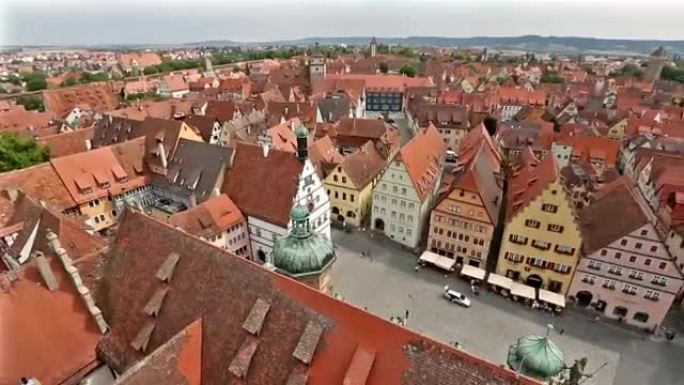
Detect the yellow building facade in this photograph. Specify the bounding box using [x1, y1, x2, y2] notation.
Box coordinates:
[606, 118, 628, 141]
[497, 175, 582, 295]
[325, 166, 374, 227]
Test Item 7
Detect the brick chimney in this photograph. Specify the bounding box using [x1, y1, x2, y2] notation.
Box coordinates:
[46, 230, 109, 334]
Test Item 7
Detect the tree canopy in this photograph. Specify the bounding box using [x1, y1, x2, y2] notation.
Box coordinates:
[15, 94, 45, 111]
[22, 72, 47, 91]
[399, 64, 417, 77]
[379, 62, 389, 74]
[0, 133, 50, 172]
[541, 70, 564, 84]
[662, 65, 684, 83]
[620, 63, 644, 79]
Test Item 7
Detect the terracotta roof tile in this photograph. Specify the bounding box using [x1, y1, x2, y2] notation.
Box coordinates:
[119, 53, 163, 69]
[579, 180, 649, 254]
[396, 125, 446, 201]
[43, 83, 118, 115]
[97, 210, 540, 385]
[0, 106, 56, 133]
[0, 162, 75, 211]
[506, 155, 559, 221]
[168, 194, 245, 238]
[222, 142, 303, 227]
[50, 144, 147, 205]
[37, 127, 95, 158]
[0, 258, 102, 385]
[114, 319, 202, 385]
[327, 74, 433, 92]
[339, 141, 387, 188]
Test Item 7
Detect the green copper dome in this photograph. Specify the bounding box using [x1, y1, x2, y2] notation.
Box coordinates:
[295, 125, 308, 138]
[271, 205, 335, 277]
[290, 205, 310, 222]
[507, 334, 565, 380]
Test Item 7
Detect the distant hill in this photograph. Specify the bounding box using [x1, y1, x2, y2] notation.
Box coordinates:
[196, 35, 684, 56]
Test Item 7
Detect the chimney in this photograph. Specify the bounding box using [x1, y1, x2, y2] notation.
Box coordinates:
[3, 188, 19, 203]
[85, 139, 92, 151]
[46, 230, 109, 334]
[157, 142, 168, 169]
[262, 143, 270, 158]
[34, 251, 58, 291]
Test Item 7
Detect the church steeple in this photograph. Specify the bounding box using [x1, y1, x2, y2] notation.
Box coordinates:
[369, 37, 377, 58]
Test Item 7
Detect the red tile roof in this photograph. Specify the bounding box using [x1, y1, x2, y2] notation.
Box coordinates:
[497, 88, 546, 106]
[338, 141, 387, 188]
[222, 142, 303, 227]
[308, 135, 344, 176]
[119, 53, 163, 69]
[506, 155, 559, 221]
[265, 118, 302, 153]
[327, 74, 433, 92]
[0, 162, 76, 211]
[43, 83, 119, 115]
[114, 320, 202, 385]
[168, 194, 245, 239]
[0, 258, 102, 385]
[50, 144, 147, 204]
[0, 106, 56, 133]
[98, 209, 540, 385]
[396, 124, 446, 201]
[37, 127, 94, 157]
[555, 135, 620, 169]
[579, 179, 649, 254]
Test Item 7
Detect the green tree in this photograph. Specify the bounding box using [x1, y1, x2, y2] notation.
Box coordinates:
[379, 62, 389, 74]
[621, 64, 644, 79]
[61, 77, 79, 87]
[143, 66, 159, 75]
[541, 71, 564, 84]
[399, 64, 417, 77]
[0, 133, 50, 172]
[22, 72, 47, 91]
[80, 72, 109, 83]
[15, 94, 44, 111]
[662, 66, 684, 83]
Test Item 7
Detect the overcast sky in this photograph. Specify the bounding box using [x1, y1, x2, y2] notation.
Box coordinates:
[2, 0, 684, 46]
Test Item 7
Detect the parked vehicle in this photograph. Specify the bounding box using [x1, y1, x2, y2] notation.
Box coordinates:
[445, 150, 458, 163]
[443, 285, 471, 307]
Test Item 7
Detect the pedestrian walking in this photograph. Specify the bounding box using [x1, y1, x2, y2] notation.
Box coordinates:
[559, 328, 565, 335]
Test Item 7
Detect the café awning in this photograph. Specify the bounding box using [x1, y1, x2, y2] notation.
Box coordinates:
[538, 289, 566, 308]
[510, 282, 536, 300]
[418, 251, 456, 271]
[487, 273, 513, 290]
[461, 264, 486, 280]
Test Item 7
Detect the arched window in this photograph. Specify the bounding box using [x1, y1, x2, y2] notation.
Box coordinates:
[633, 312, 649, 323]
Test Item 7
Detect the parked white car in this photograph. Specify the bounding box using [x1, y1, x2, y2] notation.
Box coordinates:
[443, 285, 471, 307]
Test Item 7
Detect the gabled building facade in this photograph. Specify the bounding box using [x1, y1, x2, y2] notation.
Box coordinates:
[223, 127, 330, 262]
[427, 125, 503, 268]
[496, 156, 582, 295]
[324, 141, 386, 227]
[168, 193, 250, 257]
[568, 180, 684, 329]
[371, 125, 446, 248]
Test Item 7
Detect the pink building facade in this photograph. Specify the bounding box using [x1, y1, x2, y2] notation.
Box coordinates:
[569, 222, 683, 329]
